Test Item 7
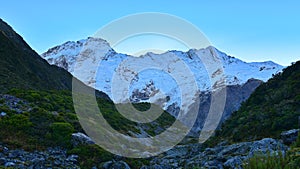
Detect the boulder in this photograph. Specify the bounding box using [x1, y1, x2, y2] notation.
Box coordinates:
[203, 160, 223, 169]
[66, 154, 78, 162]
[224, 156, 243, 169]
[140, 164, 164, 169]
[4, 162, 15, 167]
[0, 157, 6, 165]
[0, 111, 6, 117]
[248, 138, 287, 157]
[103, 161, 113, 169]
[111, 161, 131, 169]
[281, 129, 299, 145]
[103, 160, 131, 169]
[71, 132, 95, 147]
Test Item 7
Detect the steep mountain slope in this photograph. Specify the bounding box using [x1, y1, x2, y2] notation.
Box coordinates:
[209, 61, 300, 144]
[0, 19, 73, 92]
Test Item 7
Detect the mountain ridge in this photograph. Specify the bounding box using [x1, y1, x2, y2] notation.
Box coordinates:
[41, 37, 284, 134]
[41, 37, 283, 92]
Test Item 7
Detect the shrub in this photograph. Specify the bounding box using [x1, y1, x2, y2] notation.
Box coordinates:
[68, 144, 113, 168]
[48, 122, 74, 147]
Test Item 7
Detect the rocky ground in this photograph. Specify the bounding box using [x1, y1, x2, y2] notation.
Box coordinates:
[144, 138, 288, 169]
[0, 94, 298, 168]
[99, 134, 296, 169]
[102, 129, 299, 169]
[0, 145, 79, 168]
[0, 135, 294, 169]
[0, 94, 31, 115]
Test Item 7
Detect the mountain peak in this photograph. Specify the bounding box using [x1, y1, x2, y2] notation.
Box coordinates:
[43, 37, 113, 58]
[41, 37, 284, 100]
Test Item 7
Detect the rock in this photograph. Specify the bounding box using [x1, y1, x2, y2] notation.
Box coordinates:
[8, 150, 24, 158]
[0, 144, 79, 168]
[140, 164, 164, 169]
[204, 160, 223, 169]
[0, 157, 6, 165]
[281, 129, 299, 145]
[103, 161, 113, 169]
[218, 142, 251, 156]
[217, 141, 229, 147]
[224, 156, 243, 169]
[164, 145, 190, 158]
[0, 111, 6, 117]
[103, 160, 130, 169]
[71, 132, 95, 147]
[129, 80, 159, 103]
[0, 94, 31, 114]
[248, 138, 288, 157]
[31, 157, 46, 166]
[2, 146, 9, 154]
[54, 159, 61, 166]
[111, 161, 131, 169]
[67, 154, 78, 162]
[4, 162, 16, 167]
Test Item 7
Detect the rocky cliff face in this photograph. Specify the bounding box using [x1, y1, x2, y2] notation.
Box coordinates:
[186, 79, 263, 135]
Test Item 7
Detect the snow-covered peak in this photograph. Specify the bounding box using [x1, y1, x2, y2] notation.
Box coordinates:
[42, 39, 86, 59]
[42, 37, 113, 72]
[41, 38, 283, 109]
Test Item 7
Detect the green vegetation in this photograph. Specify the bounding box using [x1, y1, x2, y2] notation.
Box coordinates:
[207, 61, 300, 145]
[68, 144, 114, 168]
[48, 122, 74, 147]
[0, 89, 174, 167]
[0, 112, 33, 149]
[0, 89, 77, 150]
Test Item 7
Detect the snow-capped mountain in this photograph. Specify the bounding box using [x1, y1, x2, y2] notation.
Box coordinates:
[42, 37, 283, 134]
[42, 37, 283, 100]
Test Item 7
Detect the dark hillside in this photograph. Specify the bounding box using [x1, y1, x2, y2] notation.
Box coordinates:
[209, 61, 300, 144]
[0, 19, 72, 92]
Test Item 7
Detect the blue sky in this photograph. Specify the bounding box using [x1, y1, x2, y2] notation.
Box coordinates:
[1, 0, 299, 65]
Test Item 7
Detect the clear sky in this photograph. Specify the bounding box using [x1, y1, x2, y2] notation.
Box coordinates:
[1, 0, 299, 66]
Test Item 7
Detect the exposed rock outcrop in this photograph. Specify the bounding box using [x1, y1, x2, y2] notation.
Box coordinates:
[189, 79, 263, 135]
[71, 132, 95, 147]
